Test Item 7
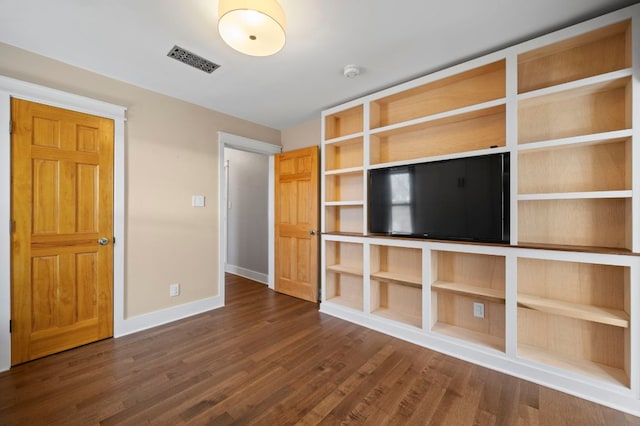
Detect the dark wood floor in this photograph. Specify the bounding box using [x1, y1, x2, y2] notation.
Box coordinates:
[1, 274, 639, 425]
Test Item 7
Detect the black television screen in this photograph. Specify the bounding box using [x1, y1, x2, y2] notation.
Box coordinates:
[368, 153, 510, 243]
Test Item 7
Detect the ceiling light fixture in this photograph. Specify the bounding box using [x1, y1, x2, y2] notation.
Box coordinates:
[217, 0, 286, 57]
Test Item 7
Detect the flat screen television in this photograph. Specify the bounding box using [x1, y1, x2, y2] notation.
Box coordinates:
[368, 152, 510, 243]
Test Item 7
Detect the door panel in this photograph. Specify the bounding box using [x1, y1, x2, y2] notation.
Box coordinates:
[11, 98, 114, 365]
[274, 146, 319, 302]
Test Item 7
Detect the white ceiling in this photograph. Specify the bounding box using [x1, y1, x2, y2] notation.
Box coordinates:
[0, 0, 637, 130]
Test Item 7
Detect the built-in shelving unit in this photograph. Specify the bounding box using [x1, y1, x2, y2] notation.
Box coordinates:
[320, 5, 640, 416]
[370, 245, 422, 328]
[431, 251, 506, 352]
[517, 257, 630, 388]
[324, 240, 364, 311]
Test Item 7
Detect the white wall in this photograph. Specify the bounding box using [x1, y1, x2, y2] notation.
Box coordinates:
[224, 148, 269, 283]
[281, 118, 320, 151]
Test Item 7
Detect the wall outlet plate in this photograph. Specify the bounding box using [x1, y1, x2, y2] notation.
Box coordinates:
[473, 302, 485, 319]
[169, 283, 180, 297]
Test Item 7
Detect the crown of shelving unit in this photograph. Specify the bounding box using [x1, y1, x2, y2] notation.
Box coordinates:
[320, 4, 640, 416]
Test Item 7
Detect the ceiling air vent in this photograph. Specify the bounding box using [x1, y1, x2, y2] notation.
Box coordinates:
[167, 45, 220, 74]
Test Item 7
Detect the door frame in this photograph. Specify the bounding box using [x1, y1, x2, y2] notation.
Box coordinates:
[217, 132, 281, 301]
[0, 75, 126, 372]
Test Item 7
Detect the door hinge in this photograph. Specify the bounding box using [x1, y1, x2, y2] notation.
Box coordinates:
[113, 236, 116, 245]
[10, 220, 15, 234]
[9, 320, 12, 333]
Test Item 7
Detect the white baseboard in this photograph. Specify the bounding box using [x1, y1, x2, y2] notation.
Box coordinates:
[225, 264, 268, 284]
[114, 294, 224, 338]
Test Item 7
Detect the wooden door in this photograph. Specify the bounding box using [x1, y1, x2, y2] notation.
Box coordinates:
[11, 98, 114, 365]
[274, 146, 319, 302]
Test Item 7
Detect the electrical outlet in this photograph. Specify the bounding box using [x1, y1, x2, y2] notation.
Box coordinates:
[473, 302, 485, 319]
[169, 283, 180, 297]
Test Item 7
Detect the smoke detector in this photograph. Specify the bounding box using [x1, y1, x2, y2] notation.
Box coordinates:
[343, 64, 361, 78]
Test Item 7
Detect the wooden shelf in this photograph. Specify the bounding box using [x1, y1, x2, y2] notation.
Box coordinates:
[324, 295, 363, 312]
[370, 105, 505, 165]
[517, 190, 632, 201]
[518, 294, 628, 328]
[325, 105, 363, 140]
[432, 281, 505, 304]
[515, 129, 633, 152]
[372, 307, 421, 328]
[325, 239, 364, 311]
[370, 271, 421, 288]
[432, 322, 505, 352]
[518, 20, 631, 94]
[324, 201, 364, 207]
[518, 77, 631, 144]
[324, 136, 363, 171]
[518, 344, 628, 388]
[324, 166, 364, 176]
[518, 198, 631, 250]
[326, 264, 363, 277]
[432, 251, 505, 293]
[324, 205, 363, 234]
[370, 60, 505, 129]
[325, 171, 363, 203]
[518, 138, 631, 195]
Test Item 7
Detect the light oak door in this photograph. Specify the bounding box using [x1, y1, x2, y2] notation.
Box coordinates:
[274, 146, 319, 302]
[11, 98, 114, 365]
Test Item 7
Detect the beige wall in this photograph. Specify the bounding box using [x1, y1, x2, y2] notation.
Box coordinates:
[281, 118, 320, 152]
[0, 42, 280, 318]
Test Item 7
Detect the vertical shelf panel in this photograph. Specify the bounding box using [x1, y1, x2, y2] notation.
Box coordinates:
[370, 60, 506, 129]
[518, 77, 631, 144]
[518, 139, 631, 194]
[518, 20, 631, 94]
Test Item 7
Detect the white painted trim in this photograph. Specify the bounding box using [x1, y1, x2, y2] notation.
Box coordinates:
[224, 264, 268, 285]
[218, 132, 282, 300]
[218, 131, 282, 155]
[0, 75, 125, 120]
[267, 155, 275, 290]
[115, 295, 224, 337]
[112, 118, 126, 338]
[0, 76, 126, 372]
[0, 93, 11, 372]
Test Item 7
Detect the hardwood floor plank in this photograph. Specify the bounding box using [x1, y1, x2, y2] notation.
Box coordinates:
[0, 273, 638, 425]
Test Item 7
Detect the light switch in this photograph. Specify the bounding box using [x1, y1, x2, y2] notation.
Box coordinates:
[192, 195, 205, 207]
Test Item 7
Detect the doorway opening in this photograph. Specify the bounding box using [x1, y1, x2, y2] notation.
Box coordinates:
[217, 132, 281, 303]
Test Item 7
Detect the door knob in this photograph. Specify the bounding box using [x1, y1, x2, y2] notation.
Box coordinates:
[309, 230, 317, 236]
[98, 237, 110, 246]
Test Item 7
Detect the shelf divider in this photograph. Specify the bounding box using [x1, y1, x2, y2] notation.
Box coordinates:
[370, 271, 422, 288]
[517, 294, 629, 328]
[431, 281, 505, 304]
[326, 264, 363, 277]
